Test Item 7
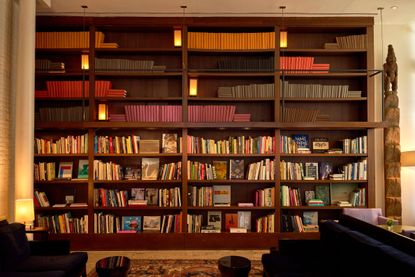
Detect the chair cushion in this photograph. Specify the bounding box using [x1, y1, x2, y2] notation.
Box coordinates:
[16, 252, 88, 276]
[0, 223, 31, 271]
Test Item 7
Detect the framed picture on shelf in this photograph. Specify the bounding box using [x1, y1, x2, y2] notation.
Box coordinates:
[207, 211, 222, 231]
[141, 158, 159, 180]
[58, 162, 73, 179]
[312, 137, 329, 153]
[162, 133, 178, 153]
[143, 216, 161, 231]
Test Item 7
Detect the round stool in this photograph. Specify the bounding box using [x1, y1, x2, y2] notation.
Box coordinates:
[96, 256, 131, 277]
[218, 255, 251, 277]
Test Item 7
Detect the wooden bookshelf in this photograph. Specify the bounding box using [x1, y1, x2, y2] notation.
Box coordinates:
[34, 16, 380, 249]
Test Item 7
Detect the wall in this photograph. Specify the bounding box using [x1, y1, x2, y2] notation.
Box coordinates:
[374, 23, 415, 225]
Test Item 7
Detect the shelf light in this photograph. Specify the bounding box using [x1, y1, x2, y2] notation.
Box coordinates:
[174, 29, 182, 47]
[189, 78, 198, 96]
[81, 54, 89, 70]
[280, 31, 288, 48]
[98, 103, 108, 121]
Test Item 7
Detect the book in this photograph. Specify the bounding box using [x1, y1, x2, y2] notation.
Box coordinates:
[311, 137, 329, 153]
[207, 211, 222, 231]
[121, 216, 142, 232]
[229, 159, 244, 180]
[304, 190, 316, 204]
[230, 227, 247, 233]
[303, 211, 318, 225]
[305, 162, 319, 180]
[131, 188, 145, 200]
[237, 211, 251, 231]
[213, 185, 231, 206]
[213, 161, 227, 180]
[143, 216, 161, 231]
[292, 134, 310, 150]
[319, 162, 333, 180]
[315, 185, 330, 206]
[77, 159, 89, 179]
[58, 162, 73, 179]
[124, 167, 141, 180]
[162, 133, 178, 153]
[225, 213, 238, 232]
[144, 188, 158, 205]
[141, 158, 159, 180]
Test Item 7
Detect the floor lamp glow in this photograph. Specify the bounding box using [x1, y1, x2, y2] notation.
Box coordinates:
[15, 199, 35, 230]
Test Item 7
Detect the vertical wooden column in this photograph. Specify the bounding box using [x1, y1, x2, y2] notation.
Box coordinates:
[14, 0, 36, 205]
[383, 45, 401, 221]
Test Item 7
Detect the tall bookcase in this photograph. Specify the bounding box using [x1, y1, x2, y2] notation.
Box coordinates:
[34, 16, 383, 250]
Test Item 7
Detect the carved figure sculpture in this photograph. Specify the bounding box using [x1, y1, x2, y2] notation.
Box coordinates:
[383, 44, 398, 92]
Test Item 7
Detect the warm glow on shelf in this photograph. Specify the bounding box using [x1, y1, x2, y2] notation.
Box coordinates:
[98, 103, 108, 121]
[174, 29, 182, 47]
[280, 31, 288, 48]
[189, 78, 198, 96]
[81, 54, 89, 70]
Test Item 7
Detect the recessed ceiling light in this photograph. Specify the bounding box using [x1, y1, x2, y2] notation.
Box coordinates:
[391, 6, 398, 10]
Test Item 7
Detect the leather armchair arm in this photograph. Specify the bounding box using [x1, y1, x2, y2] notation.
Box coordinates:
[29, 240, 71, 256]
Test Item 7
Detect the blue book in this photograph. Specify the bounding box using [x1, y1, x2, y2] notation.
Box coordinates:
[121, 216, 142, 232]
[291, 134, 310, 149]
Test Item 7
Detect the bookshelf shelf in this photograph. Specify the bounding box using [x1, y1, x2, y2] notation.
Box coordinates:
[34, 15, 379, 249]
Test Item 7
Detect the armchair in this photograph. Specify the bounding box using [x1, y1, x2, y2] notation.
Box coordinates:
[343, 208, 399, 225]
[0, 220, 87, 277]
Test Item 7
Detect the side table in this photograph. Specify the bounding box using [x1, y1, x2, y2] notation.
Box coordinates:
[218, 255, 251, 277]
[96, 256, 131, 277]
[25, 226, 49, 241]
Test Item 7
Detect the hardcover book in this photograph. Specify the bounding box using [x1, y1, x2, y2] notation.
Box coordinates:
[141, 158, 159, 180]
[207, 211, 222, 231]
[305, 162, 319, 180]
[144, 188, 158, 205]
[58, 162, 73, 179]
[292, 134, 310, 150]
[319, 162, 333, 180]
[143, 216, 161, 231]
[124, 166, 141, 180]
[315, 185, 330, 206]
[77, 160, 89, 179]
[304, 190, 316, 204]
[131, 188, 145, 200]
[162, 133, 178, 153]
[213, 160, 227, 180]
[121, 216, 142, 232]
[237, 211, 251, 231]
[229, 159, 244, 180]
[213, 185, 231, 206]
[225, 213, 238, 232]
[312, 137, 329, 153]
[303, 211, 318, 225]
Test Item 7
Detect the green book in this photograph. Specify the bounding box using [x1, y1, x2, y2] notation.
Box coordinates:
[315, 185, 330, 206]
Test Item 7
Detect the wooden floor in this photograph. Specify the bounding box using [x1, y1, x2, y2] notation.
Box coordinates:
[86, 249, 268, 273]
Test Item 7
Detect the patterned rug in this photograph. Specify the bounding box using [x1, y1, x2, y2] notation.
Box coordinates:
[88, 258, 263, 276]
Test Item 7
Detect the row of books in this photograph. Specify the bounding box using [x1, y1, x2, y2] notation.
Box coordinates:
[35, 31, 117, 49]
[35, 59, 65, 73]
[280, 57, 330, 73]
[343, 136, 368, 154]
[36, 81, 124, 98]
[187, 135, 275, 154]
[281, 213, 319, 233]
[188, 32, 275, 50]
[38, 105, 89, 122]
[93, 159, 182, 181]
[34, 191, 50, 207]
[188, 105, 237, 122]
[124, 105, 182, 122]
[95, 58, 167, 72]
[36, 213, 88, 234]
[342, 159, 367, 180]
[334, 34, 367, 49]
[94, 213, 181, 233]
[94, 187, 182, 208]
[217, 83, 275, 98]
[214, 57, 274, 71]
[246, 159, 275, 181]
[94, 134, 179, 154]
[280, 81, 362, 98]
[256, 214, 275, 233]
[282, 107, 321, 123]
[281, 186, 303, 207]
[35, 134, 88, 154]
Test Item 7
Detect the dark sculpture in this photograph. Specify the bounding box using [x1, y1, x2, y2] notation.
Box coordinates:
[383, 44, 398, 92]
